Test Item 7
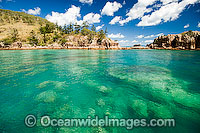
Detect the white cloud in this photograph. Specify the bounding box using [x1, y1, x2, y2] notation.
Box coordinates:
[145, 40, 154, 43]
[101, 1, 122, 16]
[119, 0, 157, 25]
[184, 24, 190, 28]
[46, 5, 81, 26]
[137, 35, 144, 38]
[198, 22, 200, 28]
[0, 0, 2, 2]
[22, 7, 41, 15]
[144, 33, 164, 38]
[79, 0, 93, 5]
[137, 0, 200, 26]
[83, 13, 101, 24]
[123, 0, 126, 5]
[132, 40, 138, 43]
[156, 33, 164, 37]
[46, 5, 101, 26]
[109, 16, 122, 25]
[116, 0, 200, 26]
[144, 35, 155, 38]
[108, 33, 125, 38]
[96, 24, 104, 31]
[118, 40, 129, 43]
[160, 0, 178, 5]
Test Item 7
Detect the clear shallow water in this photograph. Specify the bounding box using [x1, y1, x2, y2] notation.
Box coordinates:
[0, 49, 200, 133]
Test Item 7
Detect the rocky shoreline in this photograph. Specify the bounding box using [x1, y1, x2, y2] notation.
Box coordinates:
[147, 31, 200, 50]
[0, 40, 150, 50]
[0, 46, 150, 50]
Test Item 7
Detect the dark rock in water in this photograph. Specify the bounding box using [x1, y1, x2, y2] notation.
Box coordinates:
[147, 31, 200, 50]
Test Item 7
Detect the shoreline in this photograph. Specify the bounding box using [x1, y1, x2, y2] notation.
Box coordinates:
[1, 47, 199, 51]
[0, 47, 150, 50]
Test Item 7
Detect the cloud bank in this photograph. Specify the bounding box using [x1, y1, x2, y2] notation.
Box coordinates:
[111, 0, 200, 26]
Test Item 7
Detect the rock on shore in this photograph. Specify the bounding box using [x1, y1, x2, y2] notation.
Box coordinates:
[0, 36, 121, 50]
[147, 31, 200, 50]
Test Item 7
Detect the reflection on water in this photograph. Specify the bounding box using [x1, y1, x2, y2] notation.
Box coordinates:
[0, 49, 200, 132]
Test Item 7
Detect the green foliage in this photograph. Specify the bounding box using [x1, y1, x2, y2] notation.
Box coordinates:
[2, 38, 13, 45]
[0, 9, 112, 46]
[91, 25, 96, 32]
[186, 30, 194, 36]
[81, 28, 91, 36]
[40, 23, 54, 43]
[60, 38, 67, 46]
[74, 23, 81, 34]
[1, 28, 19, 45]
[10, 28, 19, 42]
[53, 31, 61, 42]
[97, 30, 106, 44]
[181, 30, 194, 36]
[40, 23, 54, 34]
[105, 27, 108, 35]
[82, 22, 89, 29]
[67, 24, 74, 34]
[28, 30, 38, 45]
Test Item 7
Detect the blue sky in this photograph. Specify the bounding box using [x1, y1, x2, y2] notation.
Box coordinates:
[0, 0, 200, 46]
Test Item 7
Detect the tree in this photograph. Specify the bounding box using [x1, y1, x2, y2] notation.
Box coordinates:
[97, 30, 105, 44]
[40, 23, 54, 43]
[28, 30, 38, 45]
[74, 23, 81, 34]
[67, 23, 73, 34]
[88, 25, 96, 44]
[82, 21, 89, 29]
[58, 25, 63, 33]
[53, 31, 60, 42]
[55, 23, 59, 30]
[60, 38, 67, 46]
[105, 27, 108, 36]
[81, 28, 91, 36]
[40, 26, 47, 43]
[63, 24, 68, 34]
[91, 25, 96, 32]
[10, 28, 19, 42]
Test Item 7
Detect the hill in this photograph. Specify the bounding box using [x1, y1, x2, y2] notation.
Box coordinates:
[0, 9, 120, 49]
[0, 9, 52, 41]
[147, 30, 200, 50]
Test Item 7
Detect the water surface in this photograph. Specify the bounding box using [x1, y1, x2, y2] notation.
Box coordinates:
[0, 49, 200, 132]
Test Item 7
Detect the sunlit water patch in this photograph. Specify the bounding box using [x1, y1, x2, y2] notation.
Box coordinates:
[0, 49, 200, 132]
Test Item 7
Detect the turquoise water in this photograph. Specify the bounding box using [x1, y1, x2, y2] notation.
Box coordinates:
[0, 49, 200, 133]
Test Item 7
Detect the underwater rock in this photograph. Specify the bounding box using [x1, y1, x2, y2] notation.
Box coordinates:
[88, 108, 96, 117]
[35, 90, 57, 103]
[97, 98, 106, 107]
[98, 86, 112, 93]
[148, 102, 173, 118]
[171, 89, 200, 110]
[38, 80, 68, 90]
[132, 99, 148, 117]
[108, 65, 200, 113]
